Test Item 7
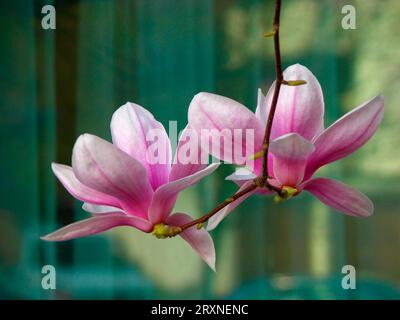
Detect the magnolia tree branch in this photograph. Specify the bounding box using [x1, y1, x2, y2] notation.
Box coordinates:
[176, 0, 285, 234]
[259, 0, 306, 193]
[260, 0, 283, 185]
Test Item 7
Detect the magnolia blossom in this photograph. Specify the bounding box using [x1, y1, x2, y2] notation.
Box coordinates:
[42, 103, 219, 270]
[188, 64, 384, 230]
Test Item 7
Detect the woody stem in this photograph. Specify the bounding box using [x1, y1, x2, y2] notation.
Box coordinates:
[176, 0, 285, 234]
[259, 0, 283, 185]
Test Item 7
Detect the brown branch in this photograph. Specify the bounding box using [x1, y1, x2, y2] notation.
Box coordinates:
[260, 0, 283, 184]
[175, 0, 285, 234]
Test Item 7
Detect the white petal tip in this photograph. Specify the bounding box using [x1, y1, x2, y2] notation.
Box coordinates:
[206, 222, 217, 232]
[270, 133, 315, 157]
[202, 162, 221, 175]
[346, 207, 373, 218]
[367, 95, 385, 109]
[40, 235, 58, 242]
[210, 162, 221, 170]
[361, 201, 374, 217]
[194, 92, 208, 98]
[202, 253, 216, 272]
[225, 168, 256, 181]
[51, 162, 61, 171]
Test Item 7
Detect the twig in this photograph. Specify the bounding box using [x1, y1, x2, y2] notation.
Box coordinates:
[260, 0, 283, 184]
[175, 0, 285, 233]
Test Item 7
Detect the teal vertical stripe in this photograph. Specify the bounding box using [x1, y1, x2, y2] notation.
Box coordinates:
[135, 0, 215, 298]
[135, 0, 214, 126]
[37, 0, 57, 300]
[0, 1, 41, 298]
[73, 0, 116, 299]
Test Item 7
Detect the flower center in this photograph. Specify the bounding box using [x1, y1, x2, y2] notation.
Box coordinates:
[152, 223, 182, 239]
[274, 186, 299, 204]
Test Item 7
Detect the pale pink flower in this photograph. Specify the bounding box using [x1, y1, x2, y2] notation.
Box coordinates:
[188, 64, 384, 230]
[42, 103, 219, 270]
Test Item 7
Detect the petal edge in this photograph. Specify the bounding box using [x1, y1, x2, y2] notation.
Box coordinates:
[302, 177, 373, 217]
[167, 213, 216, 271]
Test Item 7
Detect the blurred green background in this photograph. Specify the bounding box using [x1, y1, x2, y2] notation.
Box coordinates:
[0, 0, 399, 299]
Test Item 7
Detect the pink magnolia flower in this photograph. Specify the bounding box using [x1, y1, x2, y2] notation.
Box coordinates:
[42, 102, 219, 270]
[188, 64, 384, 230]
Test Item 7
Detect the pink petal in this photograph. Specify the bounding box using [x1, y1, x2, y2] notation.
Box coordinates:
[169, 125, 207, 182]
[82, 203, 124, 215]
[41, 214, 153, 241]
[302, 178, 373, 217]
[167, 213, 216, 271]
[225, 166, 274, 195]
[225, 167, 272, 194]
[148, 163, 220, 224]
[225, 167, 257, 181]
[72, 134, 153, 218]
[269, 133, 315, 187]
[188, 92, 264, 167]
[207, 180, 258, 231]
[52, 163, 121, 208]
[255, 87, 273, 126]
[111, 102, 172, 190]
[260, 64, 325, 141]
[305, 95, 384, 180]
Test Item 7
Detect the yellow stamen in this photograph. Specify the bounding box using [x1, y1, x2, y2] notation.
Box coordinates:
[152, 223, 182, 239]
[274, 186, 299, 204]
[274, 195, 284, 204]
